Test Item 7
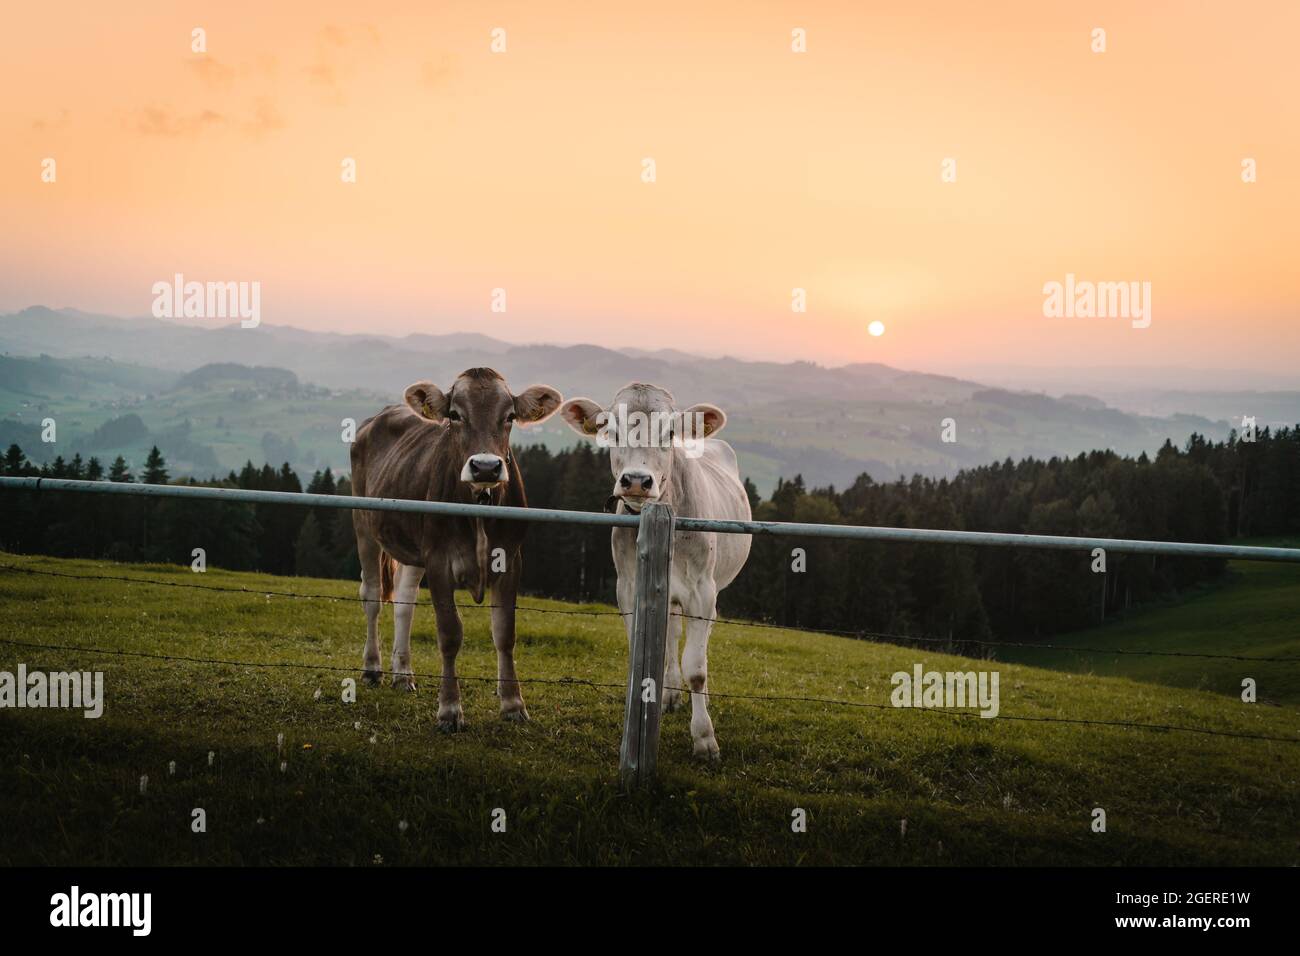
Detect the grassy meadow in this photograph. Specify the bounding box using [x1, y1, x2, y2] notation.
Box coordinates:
[1, 551, 1297, 866]
[1001, 541, 1300, 706]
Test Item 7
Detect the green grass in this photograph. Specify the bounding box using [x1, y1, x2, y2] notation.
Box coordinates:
[1, 552, 1298, 866]
[1000, 559, 1300, 707]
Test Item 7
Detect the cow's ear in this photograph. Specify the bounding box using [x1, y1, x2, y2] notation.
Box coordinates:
[559, 398, 604, 438]
[404, 381, 449, 421]
[513, 385, 563, 425]
[682, 403, 726, 438]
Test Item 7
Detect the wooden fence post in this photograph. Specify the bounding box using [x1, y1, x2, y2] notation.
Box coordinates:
[619, 502, 674, 788]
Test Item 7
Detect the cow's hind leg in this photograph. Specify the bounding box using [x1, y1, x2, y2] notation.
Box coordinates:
[357, 535, 384, 686]
[390, 563, 424, 691]
[428, 569, 467, 732]
[662, 610, 685, 712]
[682, 584, 720, 761]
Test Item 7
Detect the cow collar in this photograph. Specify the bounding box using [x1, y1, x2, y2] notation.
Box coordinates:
[473, 480, 507, 507]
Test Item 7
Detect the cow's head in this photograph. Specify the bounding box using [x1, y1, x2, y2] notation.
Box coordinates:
[559, 383, 726, 513]
[404, 368, 561, 500]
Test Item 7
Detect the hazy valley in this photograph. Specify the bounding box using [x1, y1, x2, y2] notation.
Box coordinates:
[3, 306, 1296, 494]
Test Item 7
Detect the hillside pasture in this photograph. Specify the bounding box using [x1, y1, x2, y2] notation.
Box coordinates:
[0, 553, 1297, 866]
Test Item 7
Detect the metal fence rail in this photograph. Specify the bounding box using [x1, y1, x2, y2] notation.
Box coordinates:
[5, 476, 1300, 563]
[4, 474, 1300, 785]
[0, 476, 640, 529]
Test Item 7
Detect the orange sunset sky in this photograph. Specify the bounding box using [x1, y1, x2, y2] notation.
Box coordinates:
[1, 1, 1297, 374]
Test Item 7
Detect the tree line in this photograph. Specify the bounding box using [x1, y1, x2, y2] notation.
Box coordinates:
[1, 426, 1296, 650]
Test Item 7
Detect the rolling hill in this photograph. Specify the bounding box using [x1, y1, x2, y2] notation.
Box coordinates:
[1002, 546, 1300, 706]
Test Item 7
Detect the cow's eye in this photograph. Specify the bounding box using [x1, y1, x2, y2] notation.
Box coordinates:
[505, 412, 517, 425]
[447, 409, 462, 423]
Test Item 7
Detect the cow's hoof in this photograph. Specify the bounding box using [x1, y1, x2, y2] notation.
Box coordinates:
[500, 703, 530, 722]
[391, 673, 417, 692]
[662, 687, 684, 712]
[692, 737, 721, 762]
[361, 669, 383, 687]
[437, 709, 467, 733]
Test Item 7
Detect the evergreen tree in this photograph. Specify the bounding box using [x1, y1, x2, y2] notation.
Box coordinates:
[3, 444, 26, 475]
[293, 513, 335, 578]
[142, 446, 169, 485]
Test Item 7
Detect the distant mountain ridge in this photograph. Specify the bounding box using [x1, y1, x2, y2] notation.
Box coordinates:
[1, 306, 1290, 492]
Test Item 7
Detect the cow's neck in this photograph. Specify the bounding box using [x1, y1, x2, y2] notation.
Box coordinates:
[463, 473, 524, 602]
[668, 450, 691, 513]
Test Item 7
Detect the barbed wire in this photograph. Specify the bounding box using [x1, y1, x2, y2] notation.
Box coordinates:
[3, 560, 1298, 663]
[689, 612, 1300, 663]
[0, 562, 622, 615]
[0, 634, 1295, 745]
[0, 635, 623, 692]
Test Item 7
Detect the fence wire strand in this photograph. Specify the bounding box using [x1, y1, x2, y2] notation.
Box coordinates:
[0, 561, 1297, 746]
[3, 561, 1297, 663]
[0, 634, 1293, 744]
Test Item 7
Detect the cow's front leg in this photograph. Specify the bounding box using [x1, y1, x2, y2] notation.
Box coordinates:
[616, 574, 636, 648]
[682, 584, 720, 761]
[357, 535, 384, 685]
[489, 559, 528, 721]
[390, 563, 424, 691]
[662, 610, 685, 711]
[613, 528, 637, 648]
[428, 569, 466, 732]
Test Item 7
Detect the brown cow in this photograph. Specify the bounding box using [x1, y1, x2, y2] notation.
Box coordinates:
[349, 368, 562, 731]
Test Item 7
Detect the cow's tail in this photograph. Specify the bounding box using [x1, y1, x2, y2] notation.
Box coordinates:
[379, 550, 398, 605]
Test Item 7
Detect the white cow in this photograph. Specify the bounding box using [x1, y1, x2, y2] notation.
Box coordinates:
[561, 383, 751, 760]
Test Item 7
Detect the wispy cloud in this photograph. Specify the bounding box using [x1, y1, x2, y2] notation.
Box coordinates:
[32, 108, 71, 131]
[421, 55, 456, 90]
[133, 106, 225, 137]
[305, 23, 382, 105]
[129, 100, 284, 138]
[242, 98, 286, 136]
[188, 57, 236, 89]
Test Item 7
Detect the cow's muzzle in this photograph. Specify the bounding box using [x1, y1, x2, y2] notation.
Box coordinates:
[462, 453, 508, 491]
[618, 470, 655, 495]
[614, 470, 661, 514]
